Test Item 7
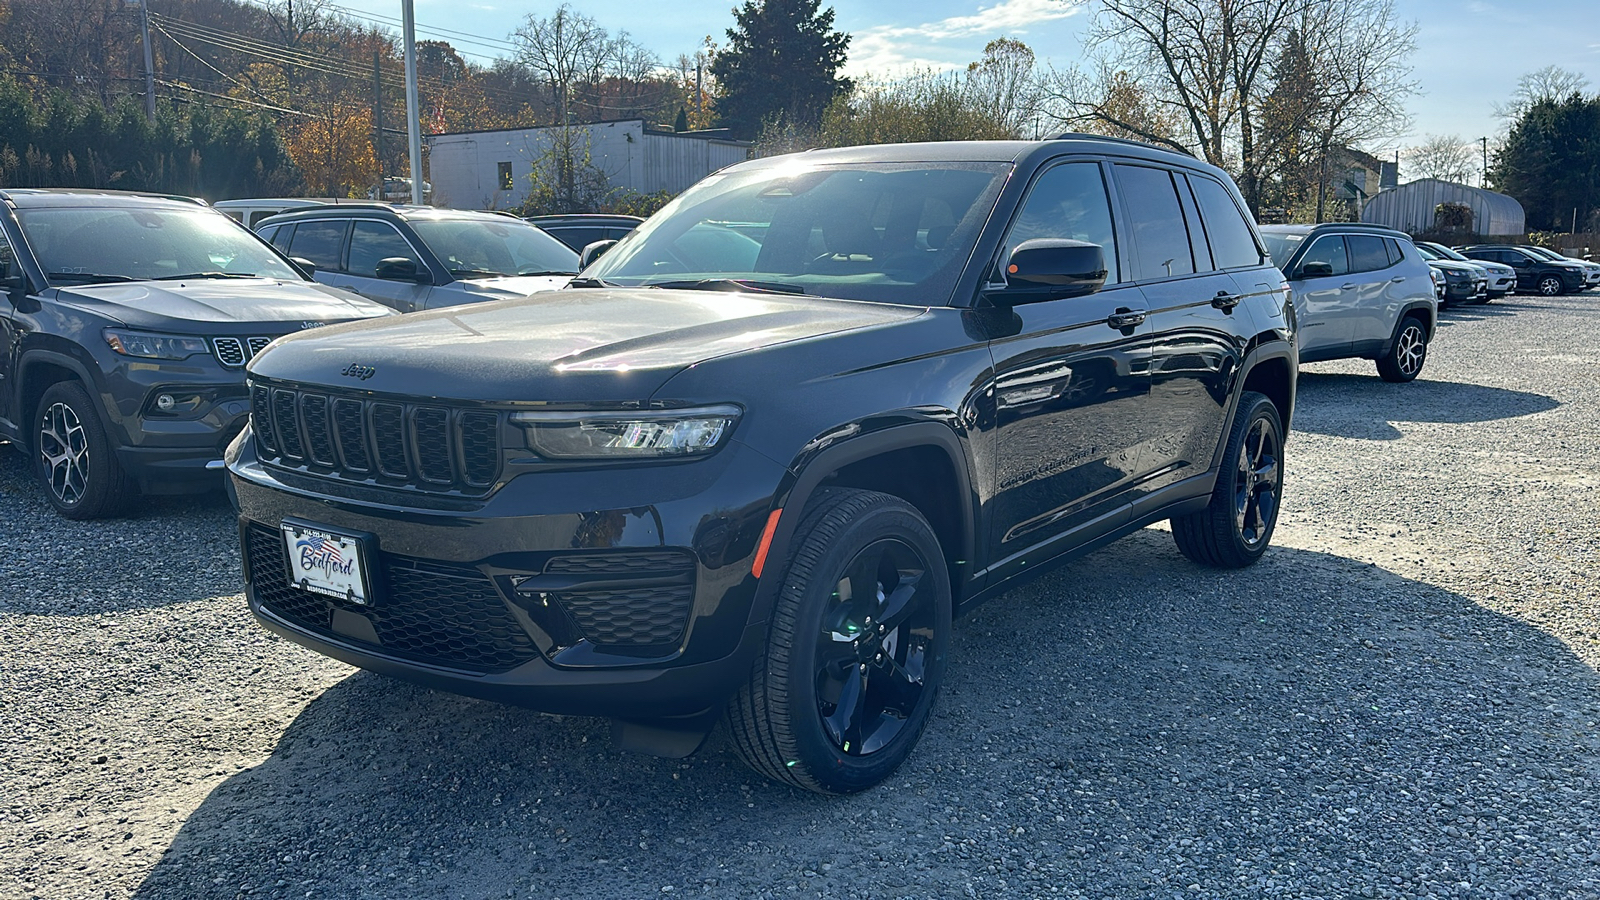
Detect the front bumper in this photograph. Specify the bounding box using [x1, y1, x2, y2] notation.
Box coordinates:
[1443, 278, 1487, 301]
[229, 436, 788, 718]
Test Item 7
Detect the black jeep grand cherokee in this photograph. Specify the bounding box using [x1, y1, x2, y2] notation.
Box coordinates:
[229, 137, 1297, 793]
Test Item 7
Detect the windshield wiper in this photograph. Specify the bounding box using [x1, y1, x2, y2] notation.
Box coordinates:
[152, 272, 258, 280]
[513, 270, 579, 277]
[46, 272, 135, 284]
[645, 278, 806, 295]
[448, 268, 510, 278]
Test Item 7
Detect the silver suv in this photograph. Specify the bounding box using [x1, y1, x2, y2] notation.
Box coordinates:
[1261, 224, 1437, 383]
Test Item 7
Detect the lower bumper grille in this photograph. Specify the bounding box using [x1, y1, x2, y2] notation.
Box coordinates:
[245, 524, 538, 674]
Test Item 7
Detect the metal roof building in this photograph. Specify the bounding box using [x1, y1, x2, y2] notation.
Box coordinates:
[1361, 178, 1525, 236]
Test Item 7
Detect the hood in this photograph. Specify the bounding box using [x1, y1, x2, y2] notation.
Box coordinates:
[53, 278, 395, 332]
[447, 274, 575, 301]
[1428, 260, 1483, 276]
[248, 287, 923, 403]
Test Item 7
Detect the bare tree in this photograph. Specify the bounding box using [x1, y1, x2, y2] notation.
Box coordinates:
[965, 38, 1042, 138]
[1496, 66, 1590, 120]
[1404, 134, 1476, 184]
[513, 4, 612, 124]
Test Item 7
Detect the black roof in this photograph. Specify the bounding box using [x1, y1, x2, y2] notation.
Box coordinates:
[0, 188, 208, 209]
[1258, 222, 1411, 240]
[256, 204, 523, 229]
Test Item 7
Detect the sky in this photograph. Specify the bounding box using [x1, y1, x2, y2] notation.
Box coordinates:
[325, 0, 1600, 172]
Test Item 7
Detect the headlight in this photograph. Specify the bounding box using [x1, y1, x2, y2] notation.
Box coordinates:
[104, 329, 209, 360]
[511, 405, 741, 459]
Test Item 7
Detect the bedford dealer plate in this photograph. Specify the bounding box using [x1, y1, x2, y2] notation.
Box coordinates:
[281, 521, 372, 605]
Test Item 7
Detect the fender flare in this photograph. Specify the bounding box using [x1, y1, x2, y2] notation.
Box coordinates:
[13, 346, 103, 443]
[750, 421, 980, 624]
[1211, 338, 1297, 467]
[1386, 302, 1437, 346]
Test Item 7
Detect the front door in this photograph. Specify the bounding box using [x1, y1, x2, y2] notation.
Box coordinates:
[1291, 234, 1355, 358]
[984, 160, 1150, 584]
[0, 222, 22, 433]
[321, 220, 433, 312]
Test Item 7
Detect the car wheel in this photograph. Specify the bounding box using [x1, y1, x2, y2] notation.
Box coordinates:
[1537, 274, 1564, 296]
[1170, 391, 1283, 569]
[33, 381, 134, 520]
[726, 488, 951, 794]
[1376, 315, 1428, 383]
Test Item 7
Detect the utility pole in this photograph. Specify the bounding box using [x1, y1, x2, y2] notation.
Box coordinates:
[402, 0, 424, 205]
[695, 59, 703, 123]
[373, 51, 384, 192]
[1480, 136, 1489, 187]
[137, 0, 156, 120]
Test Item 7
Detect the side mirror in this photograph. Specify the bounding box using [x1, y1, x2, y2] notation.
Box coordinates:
[580, 239, 618, 269]
[989, 239, 1107, 305]
[375, 257, 429, 283]
[289, 257, 317, 279]
[1299, 261, 1334, 278]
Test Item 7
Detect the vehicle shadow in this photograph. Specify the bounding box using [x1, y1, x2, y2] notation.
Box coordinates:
[1290, 372, 1559, 440]
[129, 533, 1600, 899]
[0, 442, 241, 615]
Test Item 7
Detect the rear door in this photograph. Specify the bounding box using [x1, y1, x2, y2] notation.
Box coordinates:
[1345, 233, 1398, 348]
[0, 222, 20, 432]
[984, 159, 1150, 582]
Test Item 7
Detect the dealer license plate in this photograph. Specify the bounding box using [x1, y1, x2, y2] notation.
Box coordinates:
[281, 521, 371, 605]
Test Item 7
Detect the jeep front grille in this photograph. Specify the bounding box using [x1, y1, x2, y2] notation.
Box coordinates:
[213, 336, 278, 368]
[249, 382, 501, 493]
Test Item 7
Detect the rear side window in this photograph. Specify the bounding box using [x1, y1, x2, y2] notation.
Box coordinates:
[269, 224, 293, 252]
[347, 221, 420, 277]
[1190, 176, 1262, 269]
[1115, 164, 1194, 280]
[1299, 236, 1349, 276]
[287, 220, 347, 270]
[1384, 239, 1404, 266]
[1347, 235, 1391, 273]
[1004, 161, 1120, 282]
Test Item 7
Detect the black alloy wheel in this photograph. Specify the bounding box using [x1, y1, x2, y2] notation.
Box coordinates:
[1171, 391, 1284, 568]
[33, 381, 134, 519]
[1537, 274, 1564, 296]
[1377, 316, 1428, 383]
[727, 488, 951, 794]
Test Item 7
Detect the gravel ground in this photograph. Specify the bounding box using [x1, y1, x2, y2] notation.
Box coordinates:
[3, 293, 1598, 900]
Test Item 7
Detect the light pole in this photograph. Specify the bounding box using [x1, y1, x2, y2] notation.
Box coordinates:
[402, 0, 424, 205]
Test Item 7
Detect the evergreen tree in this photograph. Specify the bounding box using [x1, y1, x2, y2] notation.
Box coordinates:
[1493, 92, 1600, 232]
[710, 0, 851, 140]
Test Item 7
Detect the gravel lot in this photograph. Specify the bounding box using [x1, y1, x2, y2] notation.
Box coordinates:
[3, 294, 1598, 900]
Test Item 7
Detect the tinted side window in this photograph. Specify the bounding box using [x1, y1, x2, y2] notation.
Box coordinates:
[1115, 164, 1194, 280]
[287, 220, 346, 270]
[0, 225, 16, 280]
[248, 210, 277, 228]
[268, 223, 293, 252]
[1384, 239, 1403, 266]
[1299, 236, 1349, 276]
[1003, 161, 1120, 282]
[1189, 175, 1262, 269]
[1347, 235, 1391, 274]
[347, 221, 420, 277]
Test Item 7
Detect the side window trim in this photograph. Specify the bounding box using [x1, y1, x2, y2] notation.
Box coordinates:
[1176, 173, 1214, 273]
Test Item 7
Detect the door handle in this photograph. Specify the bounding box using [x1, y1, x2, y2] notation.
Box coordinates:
[1211, 290, 1241, 311]
[1341, 283, 1357, 290]
[1106, 308, 1146, 329]
[1390, 276, 1406, 283]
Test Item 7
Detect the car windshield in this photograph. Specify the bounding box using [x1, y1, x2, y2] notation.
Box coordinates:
[580, 160, 1011, 305]
[408, 217, 579, 279]
[1522, 246, 1566, 262]
[1420, 242, 1473, 262]
[1259, 232, 1305, 269]
[17, 205, 303, 283]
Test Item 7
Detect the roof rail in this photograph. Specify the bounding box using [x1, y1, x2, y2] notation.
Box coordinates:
[1049, 132, 1197, 158]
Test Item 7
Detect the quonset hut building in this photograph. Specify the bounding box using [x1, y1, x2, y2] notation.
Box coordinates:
[1360, 178, 1525, 237]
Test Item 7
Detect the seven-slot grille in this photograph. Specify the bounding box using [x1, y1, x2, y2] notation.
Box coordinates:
[213, 336, 277, 368]
[250, 382, 501, 492]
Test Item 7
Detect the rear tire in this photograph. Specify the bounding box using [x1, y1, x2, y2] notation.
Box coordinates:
[1171, 391, 1283, 569]
[33, 381, 135, 519]
[726, 488, 951, 794]
[1376, 315, 1428, 383]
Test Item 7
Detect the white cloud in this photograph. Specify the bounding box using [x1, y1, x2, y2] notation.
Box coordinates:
[846, 0, 1084, 76]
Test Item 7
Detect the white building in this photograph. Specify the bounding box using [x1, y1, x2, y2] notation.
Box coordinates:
[423, 119, 753, 211]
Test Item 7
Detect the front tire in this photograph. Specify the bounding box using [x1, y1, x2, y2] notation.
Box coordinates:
[726, 488, 951, 794]
[1171, 391, 1283, 569]
[1377, 315, 1428, 383]
[33, 381, 134, 519]
[1537, 274, 1564, 296]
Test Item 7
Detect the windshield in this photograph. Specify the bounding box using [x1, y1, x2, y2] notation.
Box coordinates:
[1522, 246, 1564, 262]
[1414, 244, 1441, 261]
[17, 205, 303, 283]
[1419, 242, 1472, 262]
[1259, 232, 1305, 269]
[408, 217, 579, 279]
[581, 160, 1011, 305]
